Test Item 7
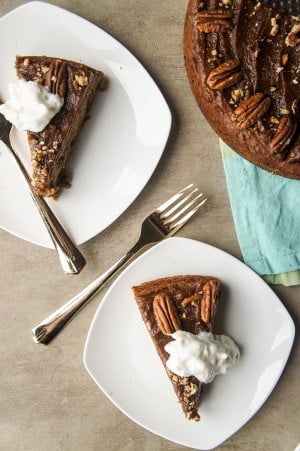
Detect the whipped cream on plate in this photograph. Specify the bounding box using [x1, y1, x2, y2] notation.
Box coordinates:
[0, 79, 64, 132]
[165, 330, 240, 384]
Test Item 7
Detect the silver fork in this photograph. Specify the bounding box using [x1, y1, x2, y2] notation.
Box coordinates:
[32, 184, 207, 344]
[0, 111, 86, 274]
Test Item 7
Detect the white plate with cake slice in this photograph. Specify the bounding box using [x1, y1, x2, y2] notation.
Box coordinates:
[84, 237, 295, 450]
[0, 1, 171, 247]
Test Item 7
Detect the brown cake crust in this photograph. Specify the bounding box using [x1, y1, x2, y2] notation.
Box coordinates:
[132, 275, 220, 421]
[184, 0, 300, 179]
[15, 55, 105, 197]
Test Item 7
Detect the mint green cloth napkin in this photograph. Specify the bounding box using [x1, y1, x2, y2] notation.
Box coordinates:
[220, 140, 300, 286]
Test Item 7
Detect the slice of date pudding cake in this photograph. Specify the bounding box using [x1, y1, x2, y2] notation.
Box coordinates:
[15, 55, 105, 197]
[132, 275, 220, 421]
[132, 275, 240, 421]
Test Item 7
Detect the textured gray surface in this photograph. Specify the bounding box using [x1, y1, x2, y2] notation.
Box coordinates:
[0, 1, 299, 450]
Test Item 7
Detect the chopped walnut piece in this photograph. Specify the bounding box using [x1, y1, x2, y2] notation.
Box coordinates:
[254, 2, 261, 11]
[270, 26, 279, 36]
[189, 383, 198, 395]
[270, 116, 279, 124]
[270, 17, 279, 36]
[35, 75, 43, 84]
[231, 88, 244, 102]
[75, 74, 88, 87]
[187, 411, 200, 421]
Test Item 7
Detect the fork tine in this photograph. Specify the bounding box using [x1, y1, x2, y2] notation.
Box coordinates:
[167, 197, 207, 236]
[161, 192, 203, 224]
[160, 187, 201, 220]
[156, 183, 194, 215]
[163, 192, 204, 225]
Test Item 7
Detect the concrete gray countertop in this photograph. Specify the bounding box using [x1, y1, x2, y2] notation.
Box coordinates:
[0, 1, 299, 450]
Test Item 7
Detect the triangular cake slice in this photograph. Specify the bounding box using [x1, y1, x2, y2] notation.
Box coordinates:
[132, 275, 220, 421]
[15, 55, 105, 197]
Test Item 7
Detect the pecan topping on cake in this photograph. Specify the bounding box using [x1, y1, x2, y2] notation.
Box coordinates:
[231, 93, 271, 130]
[201, 280, 217, 324]
[270, 116, 298, 154]
[184, 0, 300, 179]
[206, 59, 242, 90]
[181, 292, 203, 307]
[153, 293, 181, 335]
[45, 59, 67, 97]
[15, 55, 104, 197]
[195, 10, 232, 33]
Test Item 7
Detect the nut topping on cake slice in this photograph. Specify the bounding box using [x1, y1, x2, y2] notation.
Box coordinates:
[206, 60, 243, 91]
[15, 55, 105, 198]
[153, 294, 181, 335]
[132, 275, 221, 421]
[184, 0, 300, 179]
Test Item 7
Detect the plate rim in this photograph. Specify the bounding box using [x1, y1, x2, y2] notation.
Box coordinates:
[0, 1, 172, 248]
[83, 236, 295, 449]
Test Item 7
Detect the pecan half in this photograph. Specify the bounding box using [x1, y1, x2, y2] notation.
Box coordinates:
[270, 116, 298, 154]
[195, 10, 232, 33]
[200, 281, 217, 324]
[153, 293, 181, 335]
[231, 93, 271, 130]
[45, 59, 67, 97]
[286, 145, 300, 163]
[206, 59, 242, 90]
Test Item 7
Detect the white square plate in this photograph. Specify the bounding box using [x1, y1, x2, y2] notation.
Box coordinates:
[0, 1, 171, 247]
[84, 237, 295, 449]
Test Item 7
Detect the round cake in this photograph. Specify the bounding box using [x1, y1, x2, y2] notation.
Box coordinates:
[184, 0, 300, 179]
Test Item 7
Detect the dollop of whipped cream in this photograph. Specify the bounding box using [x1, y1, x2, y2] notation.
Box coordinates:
[165, 330, 240, 384]
[0, 79, 64, 132]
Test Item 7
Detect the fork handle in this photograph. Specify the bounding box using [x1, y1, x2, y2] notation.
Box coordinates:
[29, 191, 86, 275]
[32, 240, 145, 344]
[4, 140, 86, 275]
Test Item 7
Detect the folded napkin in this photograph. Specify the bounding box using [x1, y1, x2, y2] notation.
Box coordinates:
[220, 140, 300, 286]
